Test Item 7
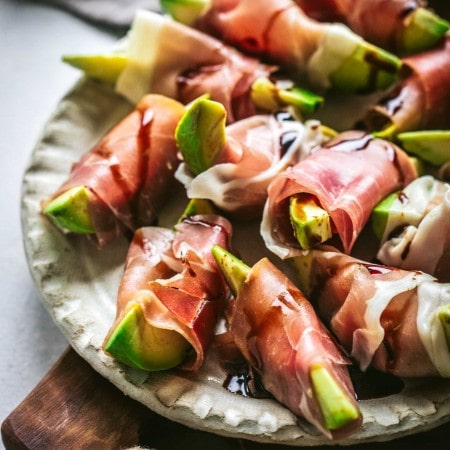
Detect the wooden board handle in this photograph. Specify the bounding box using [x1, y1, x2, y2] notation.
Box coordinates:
[1, 348, 449, 449]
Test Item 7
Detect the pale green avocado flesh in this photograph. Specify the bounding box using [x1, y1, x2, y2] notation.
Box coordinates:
[437, 305, 450, 353]
[310, 364, 360, 431]
[175, 96, 227, 175]
[179, 198, 217, 222]
[289, 195, 332, 250]
[211, 245, 249, 297]
[160, 0, 210, 26]
[62, 54, 128, 85]
[104, 303, 192, 371]
[397, 130, 450, 166]
[330, 43, 401, 93]
[371, 191, 398, 241]
[43, 186, 95, 234]
[400, 8, 450, 55]
[250, 77, 323, 115]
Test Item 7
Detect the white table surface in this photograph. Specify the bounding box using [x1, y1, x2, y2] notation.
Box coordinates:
[0, 1, 122, 446]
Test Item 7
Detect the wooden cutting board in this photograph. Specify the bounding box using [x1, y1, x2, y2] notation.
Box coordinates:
[1, 348, 448, 449]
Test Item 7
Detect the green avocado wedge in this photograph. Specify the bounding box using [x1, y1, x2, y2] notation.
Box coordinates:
[329, 42, 402, 94]
[371, 191, 398, 241]
[250, 77, 324, 116]
[104, 303, 192, 371]
[400, 8, 450, 55]
[310, 363, 361, 431]
[211, 245, 361, 434]
[43, 186, 95, 234]
[438, 305, 450, 353]
[160, 0, 210, 26]
[175, 95, 227, 176]
[62, 54, 128, 85]
[289, 195, 332, 250]
[397, 130, 450, 166]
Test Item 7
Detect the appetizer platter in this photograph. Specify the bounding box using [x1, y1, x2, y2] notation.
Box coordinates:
[21, 1, 450, 446]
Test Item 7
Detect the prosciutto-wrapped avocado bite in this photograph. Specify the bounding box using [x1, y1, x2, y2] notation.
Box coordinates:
[211, 245, 362, 440]
[291, 248, 450, 378]
[104, 212, 233, 372]
[261, 130, 418, 258]
[161, 0, 403, 94]
[293, 0, 449, 55]
[371, 176, 450, 281]
[42, 94, 185, 247]
[174, 95, 329, 219]
[63, 10, 322, 124]
[361, 35, 450, 139]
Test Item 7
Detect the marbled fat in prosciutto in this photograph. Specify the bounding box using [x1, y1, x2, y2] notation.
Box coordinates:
[261, 131, 417, 258]
[303, 248, 450, 377]
[45, 94, 185, 246]
[295, 0, 428, 52]
[377, 176, 450, 281]
[362, 35, 450, 133]
[175, 113, 326, 219]
[106, 214, 233, 371]
[116, 10, 277, 124]
[229, 257, 362, 439]
[191, 0, 400, 92]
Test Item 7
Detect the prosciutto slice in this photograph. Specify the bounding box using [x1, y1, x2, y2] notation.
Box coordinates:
[362, 35, 450, 134]
[377, 176, 450, 281]
[303, 248, 450, 377]
[261, 131, 417, 258]
[45, 94, 185, 247]
[294, 0, 431, 53]
[175, 113, 327, 218]
[105, 214, 233, 372]
[229, 257, 362, 439]
[191, 0, 400, 91]
[116, 10, 278, 123]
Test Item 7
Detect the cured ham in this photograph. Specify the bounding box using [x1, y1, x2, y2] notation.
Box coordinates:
[361, 35, 450, 136]
[182, 0, 402, 93]
[295, 248, 450, 377]
[294, 0, 449, 54]
[116, 10, 302, 123]
[212, 248, 362, 439]
[104, 214, 233, 372]
[175, 108, 327, 218]
[43, 94, 185, 247]
[261, 130, 417, 259]
[376, 176, 450, 281]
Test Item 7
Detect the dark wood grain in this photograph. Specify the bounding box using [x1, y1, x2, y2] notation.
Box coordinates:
[1, 348, 449, 449]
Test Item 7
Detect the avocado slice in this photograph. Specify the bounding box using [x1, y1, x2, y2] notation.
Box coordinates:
[178, 198, 218, 222]
[212, 245, 361, 433]
[289, 195, 332, 250]
[175, 96, 227, 176]
[289, 251, 315, 297]
[437, 305, 450, 353]
[371, 191, 399, 241]
[400, 8, 450, 55]
[160, 0, 210, 26]
[43, 186, 95, 234]
[250, 77, 324, 116]
[310, 363, 361, 431]
[104, 303, 191, 371]
[211, 245, 249, 297]
[329, 42, 402, 94]
[397, 130, 450, 166]
[62, 54, 128, 85]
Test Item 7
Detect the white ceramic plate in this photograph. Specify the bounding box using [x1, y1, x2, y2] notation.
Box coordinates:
[21, 77, 450, 446]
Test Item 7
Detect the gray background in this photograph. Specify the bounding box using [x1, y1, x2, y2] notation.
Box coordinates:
[0, 1, 120, 447]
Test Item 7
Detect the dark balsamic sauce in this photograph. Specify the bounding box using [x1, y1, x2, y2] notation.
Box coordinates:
[325, 132, 373, 153]
[349, 365, 404, 400]
[279, 131, 298, 156]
